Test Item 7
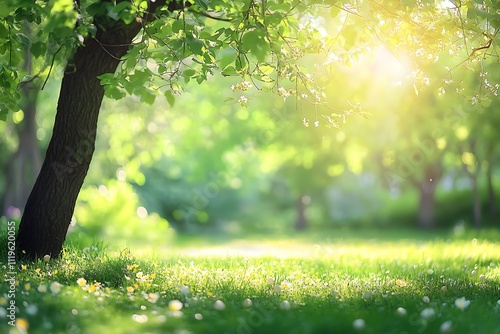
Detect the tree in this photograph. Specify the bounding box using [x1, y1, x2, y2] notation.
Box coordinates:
[1, 0, 499, 259]
[1, 23, 42, 216]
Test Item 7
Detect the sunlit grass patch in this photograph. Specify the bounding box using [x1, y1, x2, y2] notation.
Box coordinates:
[1, 233, 499, 333]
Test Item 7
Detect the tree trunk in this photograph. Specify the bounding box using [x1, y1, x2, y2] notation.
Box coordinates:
[2, 24, 42, 216]
[16, 21, 144, 260]
[486, 161, 496, 222]
[295, 195, 308, 230]
[471, 174, 482, 229]
[417, 166, 440, 229]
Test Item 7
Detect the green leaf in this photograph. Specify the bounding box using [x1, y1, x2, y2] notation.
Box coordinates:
[218, 47, 237, 69]
[183, 68, 196, 77]
[186, 36, 204, 55]
[86, 3, 108, 16]
[241, 29, 269, 62]
[164, 90, 175, 107]
[0, 24, 8, 39]
[140, 89, 156, 105]
[330, 5, 341, 18]
[221, 65, 237, 76]
[467, 7, 477, 19]
[259, 65, 274, 75]
[30, 41, 46, 58]
[104, 85, 126, 100]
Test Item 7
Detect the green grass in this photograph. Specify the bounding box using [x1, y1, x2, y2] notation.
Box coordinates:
[1, 229, 500, 334]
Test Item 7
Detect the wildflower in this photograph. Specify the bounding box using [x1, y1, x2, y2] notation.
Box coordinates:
[420, 308, 435, 320]
[396, 307, 407, 316]
[168, 300, 183, 311]
[136, 272, 144, 279]
[214, 300, 226, 311]
[353, 319, 365, 331]
[280, 280, 292, 291]
[35, 268, 41, 274]
[126, 286, 135, 293]
[454, 297, 470, 311]
[280, 300, 291, 310]
[50, 281, 62, 294]
[266, 277, 275, 285]
[131, 314, 148, 323]
[37, 284, 47, 293]
[25, 305, 38, 316]
[395, 279, 407, 287]
[147, 292, 159, 303]
[43, 255, 51, 262]
[274, 285, 282, 293]
[242, 298, 252, 308]
[422, 296, 430, 303]
[77, 278, 87, 287]
[21, 265, 27, 270]
[440, 320, 453, 333]
[195, 313, 203, 320]
[180, 285, 190, 295]
[497, 299, 500, 306]
[24, 283, 30, 291]
[16, 318, 29, 332]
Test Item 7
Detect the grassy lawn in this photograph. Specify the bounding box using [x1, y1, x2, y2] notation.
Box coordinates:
[1, 229, 500, 334]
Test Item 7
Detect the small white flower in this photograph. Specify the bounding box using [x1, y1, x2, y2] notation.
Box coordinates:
[25, 305, 38, 315]
[147, 292, 159, 303]
[422, 296, 430, 303]
[280, 300, 291, 310]
[214, 300, 225, 311]
[50, 281, 62, 294]
[195, 313, 203, 320]
[440, 320, 453, 333]
[353, 319, 365, 331]
[266, 277, 275, 285]
[454, 297, 470, 311]
[180, 286, 190, 296]
[37, 284, 47, 293]
[396, 307, 407, 316]
[132, 314, 148, 323]
[420, 308, 435, 320]
[242, 298, 252, 308]
[43, 255, 51, 262]
[168, 300, 183, 311]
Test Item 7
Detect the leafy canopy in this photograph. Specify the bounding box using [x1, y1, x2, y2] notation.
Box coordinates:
[0, 0, 499, 121]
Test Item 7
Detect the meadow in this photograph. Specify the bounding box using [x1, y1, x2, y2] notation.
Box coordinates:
[1, 229, 500, 334]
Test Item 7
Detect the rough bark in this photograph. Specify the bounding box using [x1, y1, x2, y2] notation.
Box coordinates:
[16, 16, 148, 260]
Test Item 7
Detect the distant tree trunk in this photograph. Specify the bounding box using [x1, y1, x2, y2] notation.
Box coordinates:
[486, 159, 496, 222]
[16, 23, 146, 260]
[417, 166, 440, 229]
[295, 195, 308, 230]
[471, 173, 482, 229]
[2, 25, 42, 216]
